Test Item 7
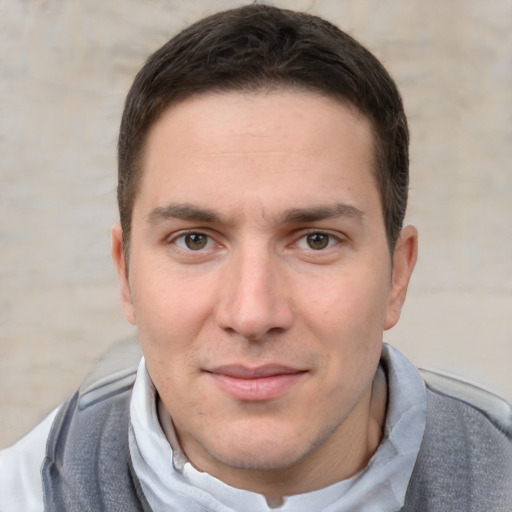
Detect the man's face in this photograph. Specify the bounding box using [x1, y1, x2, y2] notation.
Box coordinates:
[113, 90, 416, 488]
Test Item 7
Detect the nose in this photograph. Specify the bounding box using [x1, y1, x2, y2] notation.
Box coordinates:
[214, 244, 294, 341]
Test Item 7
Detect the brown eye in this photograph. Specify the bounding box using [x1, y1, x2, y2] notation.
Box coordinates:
[306, 233, 330, 250]
[183, 233, 209, 250]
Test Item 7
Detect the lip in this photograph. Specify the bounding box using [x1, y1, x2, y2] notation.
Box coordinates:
[206, 365, 307, 402]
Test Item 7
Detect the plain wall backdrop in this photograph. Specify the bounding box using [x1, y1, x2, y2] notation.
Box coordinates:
[1, 0, 511, 448]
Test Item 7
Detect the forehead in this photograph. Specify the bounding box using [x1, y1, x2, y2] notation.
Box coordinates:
[145, 89, 373, 153]
[135, 90, 380, 221]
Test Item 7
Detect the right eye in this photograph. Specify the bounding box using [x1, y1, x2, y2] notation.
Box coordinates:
[174, 232, 214, 251]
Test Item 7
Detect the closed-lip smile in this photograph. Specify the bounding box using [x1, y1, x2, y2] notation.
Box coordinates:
[205, 364, 307, 401]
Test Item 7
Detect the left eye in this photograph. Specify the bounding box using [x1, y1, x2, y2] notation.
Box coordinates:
[175, 232, 213, 251]
[296, 232, 338, 251]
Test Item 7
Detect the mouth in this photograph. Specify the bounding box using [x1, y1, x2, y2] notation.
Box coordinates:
[205, 365, 308, 402]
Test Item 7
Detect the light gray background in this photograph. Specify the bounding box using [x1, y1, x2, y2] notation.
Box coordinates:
[1, 0, 511, 448]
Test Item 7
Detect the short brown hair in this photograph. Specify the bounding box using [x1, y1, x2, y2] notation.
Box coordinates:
[118, 4, 409, 253]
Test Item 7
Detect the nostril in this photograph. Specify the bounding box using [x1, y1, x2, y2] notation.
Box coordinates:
[267, 326, 287, 336]
[222, 326, 238, 336]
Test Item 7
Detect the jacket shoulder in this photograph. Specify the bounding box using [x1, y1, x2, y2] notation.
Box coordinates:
[78, 337, 142, 409]
[42, 338, 148, 512]
[403, 377, 512, 512]
[420, 368, 512, 439]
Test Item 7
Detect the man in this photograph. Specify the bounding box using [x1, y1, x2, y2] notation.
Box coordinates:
[1, 4, 510, 511]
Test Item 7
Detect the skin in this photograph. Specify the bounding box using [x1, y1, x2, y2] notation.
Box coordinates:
[112, 90, 417, 498]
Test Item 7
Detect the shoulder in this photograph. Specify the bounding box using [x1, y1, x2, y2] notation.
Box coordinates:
[404, 373, 512, 512]
[421, 368, 512, 440]
[43, 342, 145, 511]
[0, 408, 58, 512]
[422, 385, 511, 468]
[0, 339, 142, 512]
[45, 348, 140, 468]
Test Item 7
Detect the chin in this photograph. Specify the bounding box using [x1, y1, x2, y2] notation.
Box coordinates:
[205, 425, 327, 472]
[214, 447, 306, 472]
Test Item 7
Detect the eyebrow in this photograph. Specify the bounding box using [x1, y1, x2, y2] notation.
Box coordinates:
[146, 203, 221, 225]
[279, 203, 365, 224]
[146, 202, 364, 226]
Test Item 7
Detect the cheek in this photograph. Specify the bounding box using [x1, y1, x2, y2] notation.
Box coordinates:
[132, 263, 212, 329]
[129, 276, 214, 390]
[303, 265, 391, 342]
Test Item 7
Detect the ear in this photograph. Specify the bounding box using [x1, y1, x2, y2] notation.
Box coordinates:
[111, 223, 136, 325]
[384, 225, 418, 330]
